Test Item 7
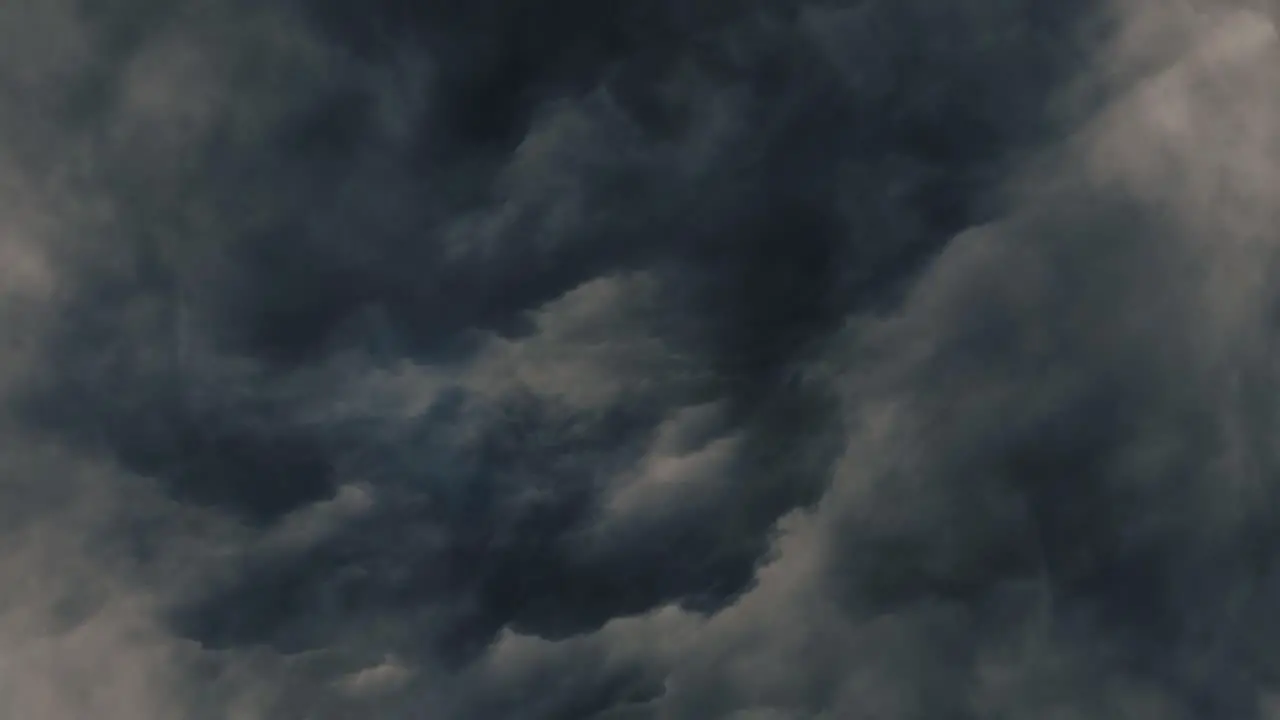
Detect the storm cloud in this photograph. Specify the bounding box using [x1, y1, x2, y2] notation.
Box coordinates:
[2, 0, 1278, 717]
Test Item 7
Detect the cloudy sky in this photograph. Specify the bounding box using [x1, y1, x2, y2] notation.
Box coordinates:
[3, 0, 1280, 717]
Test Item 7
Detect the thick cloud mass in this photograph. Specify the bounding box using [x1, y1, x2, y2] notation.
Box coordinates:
[5, 0, 1280, 717]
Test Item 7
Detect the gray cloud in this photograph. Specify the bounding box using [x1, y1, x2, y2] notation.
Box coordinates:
[6, 0, 1275, 718]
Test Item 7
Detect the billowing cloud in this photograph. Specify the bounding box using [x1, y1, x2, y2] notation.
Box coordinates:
[3, 0, 1278, 718]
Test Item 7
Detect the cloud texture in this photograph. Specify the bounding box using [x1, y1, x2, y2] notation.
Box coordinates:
[3, 0, 1280, 717]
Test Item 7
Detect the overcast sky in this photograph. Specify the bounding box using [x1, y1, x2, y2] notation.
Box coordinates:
[2, 1, 1280, 718]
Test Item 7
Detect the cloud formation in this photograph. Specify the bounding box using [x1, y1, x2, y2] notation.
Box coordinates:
[4, 0, 1280, 718]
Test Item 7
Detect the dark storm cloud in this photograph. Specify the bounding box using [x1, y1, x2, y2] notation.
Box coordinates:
[6, 0, 1277, 718]
[132, 0, 1088, 670]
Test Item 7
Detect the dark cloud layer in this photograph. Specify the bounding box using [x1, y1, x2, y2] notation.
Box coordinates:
[4, 0, 1279, 718]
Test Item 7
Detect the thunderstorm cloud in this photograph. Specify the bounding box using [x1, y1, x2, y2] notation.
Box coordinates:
[2, 0, 1280, 718]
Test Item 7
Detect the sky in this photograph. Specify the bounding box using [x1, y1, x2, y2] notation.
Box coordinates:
[2, 0, 1280, 718]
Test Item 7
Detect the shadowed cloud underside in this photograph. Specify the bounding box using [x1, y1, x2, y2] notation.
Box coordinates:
[3, 1, 1280, 718]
